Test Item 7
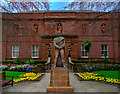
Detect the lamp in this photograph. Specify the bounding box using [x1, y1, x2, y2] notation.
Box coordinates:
[48, 45, 51, 57]
[48, 45, 52, 69]
[68, 45, 71, 57]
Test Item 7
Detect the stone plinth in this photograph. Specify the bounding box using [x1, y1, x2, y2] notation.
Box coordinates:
[47, 67, 73, 92]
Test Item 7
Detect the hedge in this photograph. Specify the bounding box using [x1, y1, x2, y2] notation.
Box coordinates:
[1, 60, 47, 64]
[32, 60, 47, 64]
[71, 60, 120, 64]
[1, 61, 16, 64]
[41, 35, 79, 39]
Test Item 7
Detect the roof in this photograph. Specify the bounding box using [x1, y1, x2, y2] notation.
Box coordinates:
[2, 10, 116, 14]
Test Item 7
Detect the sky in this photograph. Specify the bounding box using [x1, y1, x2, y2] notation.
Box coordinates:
[49, 2, 70, 10]
[0, 1, 120, 12]
[49, 2, 120, 11]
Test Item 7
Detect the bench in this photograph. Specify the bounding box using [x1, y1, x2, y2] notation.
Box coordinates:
[1, 71, 13, 87]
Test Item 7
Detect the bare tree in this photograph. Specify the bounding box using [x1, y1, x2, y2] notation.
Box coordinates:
[1, 1, 51, 49]
[63, 2, 120, 61]
[63, 2, 120, 12]
[0, 2, 50, 13]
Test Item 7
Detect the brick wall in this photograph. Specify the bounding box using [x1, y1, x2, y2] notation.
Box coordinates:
[1, 12, 120, 62]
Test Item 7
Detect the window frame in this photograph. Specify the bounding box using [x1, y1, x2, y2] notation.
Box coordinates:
[101, 45, 108, 58]
[32, 45, 39, 58]
[82, 24, 86, 34]
[12, 45, 19, 58]
[81, 46, 88, 58]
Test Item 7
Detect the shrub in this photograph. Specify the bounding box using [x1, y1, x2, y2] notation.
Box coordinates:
[72, 60, 103, 63]
[25, 58, 34, 65]
[1, 60, 47, 64]
[41, 35, 79, 39]
[71, 60, 120, 64]
[32, 60, 47, 64]
[103, 54, 108, 64]
[82, 39, 92, 52]
[14, 56, 22, 64]
[1, 61, 15, 64]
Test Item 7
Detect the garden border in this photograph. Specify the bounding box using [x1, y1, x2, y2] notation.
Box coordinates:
[13, 73, 45, 84]
[74, 73, 120, 88]
[33, 73, 45, 81]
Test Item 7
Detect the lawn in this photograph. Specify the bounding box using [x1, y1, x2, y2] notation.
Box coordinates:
[1, 71, 42, 82]
[0, 71, 25, 79]
[94, 71, 120, 80]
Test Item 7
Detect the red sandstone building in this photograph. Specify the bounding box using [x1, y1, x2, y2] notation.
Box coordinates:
[2, 11, 120, 62]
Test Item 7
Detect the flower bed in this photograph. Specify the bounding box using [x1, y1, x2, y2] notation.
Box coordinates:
[76, 72, 120, 86]
[0, 71, 44, 83]
[13, 72, 44, 82]
[0, 65, 8, 70]
[72, 63, 120, 72]
[0, 64, 38, 72]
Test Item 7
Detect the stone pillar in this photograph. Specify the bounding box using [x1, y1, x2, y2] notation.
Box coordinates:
[47, 67, 73, 92]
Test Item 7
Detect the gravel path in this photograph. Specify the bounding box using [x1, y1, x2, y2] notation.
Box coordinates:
[2, 73, 119, 93]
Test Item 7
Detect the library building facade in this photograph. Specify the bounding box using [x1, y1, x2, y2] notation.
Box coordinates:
[2, 11, 120, 62]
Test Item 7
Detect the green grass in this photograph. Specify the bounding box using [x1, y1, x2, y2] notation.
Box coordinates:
[0, 71, 25, 79]
[94, 71, 120, 80]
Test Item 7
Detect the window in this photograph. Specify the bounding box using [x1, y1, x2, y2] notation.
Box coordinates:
[12, 45, 19, 58]
[81, 46, 88, 58]
[32, 45, 39, 58]
[82, 24, 86, 34]
[101, 45, 108, 57]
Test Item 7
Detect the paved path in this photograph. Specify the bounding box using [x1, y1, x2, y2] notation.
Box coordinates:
[70, 73, 118, 92]
[2, 73, 119, 93]
[2, 73, 50, 93]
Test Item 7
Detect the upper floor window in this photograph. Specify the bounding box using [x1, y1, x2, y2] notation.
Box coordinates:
[32, 45, 39, 58]
[34, 24, 38, 33]
[101, 23, 106, 33]
[82, 24, 86, 34]
[12, 45, 19, 58]
[101, 45, 108, 57]
[81, 46, 88, 58]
